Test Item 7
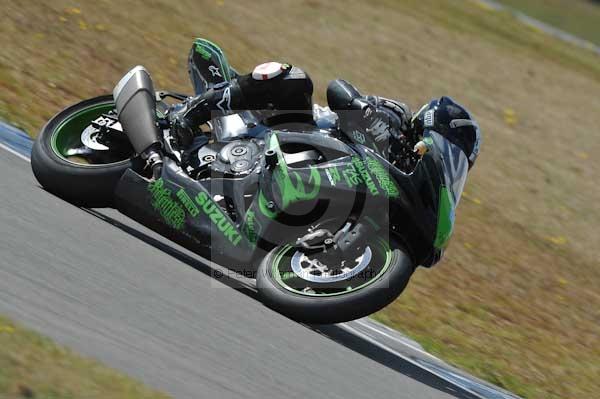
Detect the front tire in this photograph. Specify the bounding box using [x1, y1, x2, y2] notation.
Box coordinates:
[31, 95, 136, 207]
[257, 238, 414, 324]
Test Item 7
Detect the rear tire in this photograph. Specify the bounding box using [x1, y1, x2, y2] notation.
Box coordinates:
[257, 238, 414, 324]
[31, 95, 136, 207]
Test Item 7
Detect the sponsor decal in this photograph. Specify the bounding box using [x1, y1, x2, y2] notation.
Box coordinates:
[194, 43, 212, 61]
[195, 191, 242, 246]
[365, 157, 399, 198]
[368, 118, 391, 142]
[176, 188, 200, 217]
[424, 109, 435, 127]
[351, 156, 379, 196]
[216, 86, 231, 112]
[339, 156, 399, 198]
[268, 134, 322, 209]
[208, 65, 222, 77]
[148, 179, 186, 230]
[148, 178, 242, 245]
[241, 209, 262, 247]
[342, 166, 363, 188]
[351, 130, 366, 144]
[273, 165, 321, 209]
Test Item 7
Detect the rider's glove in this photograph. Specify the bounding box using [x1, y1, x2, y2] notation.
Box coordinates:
[168, 108, 195, 148]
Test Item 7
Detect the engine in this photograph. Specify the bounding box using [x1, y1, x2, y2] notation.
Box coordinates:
[188, 138, 264, 180]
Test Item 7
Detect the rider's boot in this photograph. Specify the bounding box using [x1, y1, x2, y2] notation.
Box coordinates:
[141, 144, 163, 179]
[188, 38, 234, 95]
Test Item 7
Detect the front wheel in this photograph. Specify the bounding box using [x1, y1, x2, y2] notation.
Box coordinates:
[257, 238, 414, 324]
[31, 95, 137, 207]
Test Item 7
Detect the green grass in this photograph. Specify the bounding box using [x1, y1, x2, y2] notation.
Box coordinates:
[1, 1, 599, 398]
[0, 315, 169, 399]
[375, 311, 540, 398]
[496, 0, 600, 45]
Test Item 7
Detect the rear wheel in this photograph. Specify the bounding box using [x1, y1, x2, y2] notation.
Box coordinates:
[257, 237, 413, 324]
[31, 95, 137, 207]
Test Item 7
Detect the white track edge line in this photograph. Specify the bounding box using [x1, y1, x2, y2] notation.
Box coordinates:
[0, 141, 31, 162]
[341, 323, 487, 399]
[354, 319, 436, 358]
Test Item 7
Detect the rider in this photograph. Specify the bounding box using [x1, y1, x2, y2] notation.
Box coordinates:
[156, 39, 481, 178]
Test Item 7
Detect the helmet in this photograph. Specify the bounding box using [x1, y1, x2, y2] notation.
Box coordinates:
[413, 96, 481, 168]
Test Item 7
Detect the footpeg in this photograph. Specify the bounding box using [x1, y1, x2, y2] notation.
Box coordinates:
[143, 150, 163, 179]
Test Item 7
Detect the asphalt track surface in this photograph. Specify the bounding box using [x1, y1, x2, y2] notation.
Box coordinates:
[0, 127, 517, 399]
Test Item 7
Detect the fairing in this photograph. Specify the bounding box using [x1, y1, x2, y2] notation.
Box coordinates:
[114, 124, 468, 273]
[428, 130, 469, 208]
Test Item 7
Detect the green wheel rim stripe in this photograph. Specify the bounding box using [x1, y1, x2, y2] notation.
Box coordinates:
[50, 102, 117, 164]
[271, 239, 392, 297]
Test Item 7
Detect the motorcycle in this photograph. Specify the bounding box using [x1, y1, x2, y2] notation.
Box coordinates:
[31, 48, 466, 324]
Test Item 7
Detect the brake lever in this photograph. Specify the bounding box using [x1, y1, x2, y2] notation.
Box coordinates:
[155, 90, 190, 102]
